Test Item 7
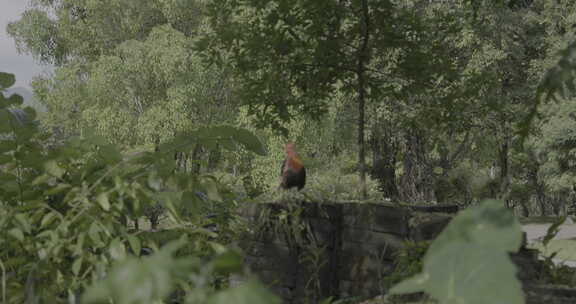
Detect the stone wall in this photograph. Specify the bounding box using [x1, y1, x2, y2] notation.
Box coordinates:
[238, 201, 454, 303]
[238, 201, 576, 304]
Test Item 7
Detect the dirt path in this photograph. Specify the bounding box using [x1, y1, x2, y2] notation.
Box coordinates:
[522, 222, 576, 266]
[522, 222, 576, 243]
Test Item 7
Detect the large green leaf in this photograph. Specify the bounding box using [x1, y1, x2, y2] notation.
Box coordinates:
[212, 250, 243, 274]
[6, 93, 24, 107]
[207, 280, 281, 304]
[82, 239, 192, 304]
[0, 72, 15, 89]
[44, 160, 65, 179]
[201, 176, 223, 202]
[109, 238, 127, 260]
[161, 126, 267, 157]
[181, 191, 201, 220]
[428, 199, 522, 253]
[127, 235, 141, 257]
[0, 139, 15, 153]
[98, 144, 123, 164]
[197, 126, 265, 154]
[389, 199, 524, 304]
[96, 193, 111, 211]
[8, 228, 25, 241]
[542, 216, 567, 246]
[0, 110, 13, 132]
[231, 127, 267, 156]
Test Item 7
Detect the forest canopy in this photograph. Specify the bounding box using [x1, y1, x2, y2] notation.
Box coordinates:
[6, 0, 576, 215]
[4, 0, 576, 301]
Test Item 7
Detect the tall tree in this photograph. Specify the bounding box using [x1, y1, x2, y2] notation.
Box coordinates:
[9, 0, 236, 156]
[7, 0, 204, 65]
[200, 0, 454, 198]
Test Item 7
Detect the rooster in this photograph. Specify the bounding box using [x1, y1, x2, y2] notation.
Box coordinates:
[280, 141, 306, 190]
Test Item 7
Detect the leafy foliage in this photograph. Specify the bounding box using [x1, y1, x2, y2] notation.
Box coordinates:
[82, 238, 279, 304]
[537, 37, 576, 103]
[0, 72, 273, 303]
[306, 171, 382, 202]
[389, 200, 524, 304]
[383, 241, 429, 290]
[10, 0, 576, 302]
[32, 23, 235, 147]
[542, 216, 567, 246]
[0, 72, 16, 90]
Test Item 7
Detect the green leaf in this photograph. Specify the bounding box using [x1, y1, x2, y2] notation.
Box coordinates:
[231, 127, 267, 156]
[97, 193, 111, 211]
[156, 191, 181, 206]
[0, 110, 13, 132]
[45, 183, 71, 196]
[196, 126, 267, 156]
[0, 140, 16, 153]
[89, 222, 103, 246]
[0, 172, 17, 184]
[32, 174, 52, 186]
[203, 125, 236, 138]
[8, 228, 24, 241]
[85, 132, 108, 146]
[430, 199, 522, 252]
[21, 149, 44, 168]
[72, 257, 83, 276]
[109, 238, 127, 260]
[74, 233, 86, 256]
[127, 235, 141, 256]
[147, 172, 162, 191]
[156, 191, 182, 221]
[0, 72, 15, 89]
[83, 240, 189, 304]
[38, 248, 48, 260]
[23, 106, 37, 121]
[543, 216, 566, 246]
[181, 191, 201, 220]
[99, 144, 123, 164]
[14, 213, 31, 233]
[389, 200, 524, 304]
[208, 279, 281, 304]
[45, 160, 65, 178]
[6, 93, 24, 107]
[41, 212, 57, 228]
[202, 177, 222, 202]
[212, 250, 243, 274]
[82, 257, 169, 304]
[2, 180, 20, 194]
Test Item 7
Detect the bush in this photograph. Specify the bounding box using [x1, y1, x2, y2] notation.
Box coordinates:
[306, 170, 382, 202]
[0, 71, 275, 303]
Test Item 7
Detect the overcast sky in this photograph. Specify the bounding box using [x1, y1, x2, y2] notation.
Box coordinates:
[0, 1, 52, 89]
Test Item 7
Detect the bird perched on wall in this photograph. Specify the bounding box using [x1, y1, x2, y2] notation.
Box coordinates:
[280, 141, 306, 190]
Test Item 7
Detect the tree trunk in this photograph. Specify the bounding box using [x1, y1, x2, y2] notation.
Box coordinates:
[497, 139, 510, 200]
[208, 144, 221, 172]
[400, 129, 430, 203]
[174, 151, 188, 172]
[356, 0, 371, 200]
[357, 91, 367, 199]
[527, 163, 546, 216]
[551, 192, 565, 216]
[519, 200, 530, 217]
[370, 122, 399, 201]
[190, 144, 202, 175]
